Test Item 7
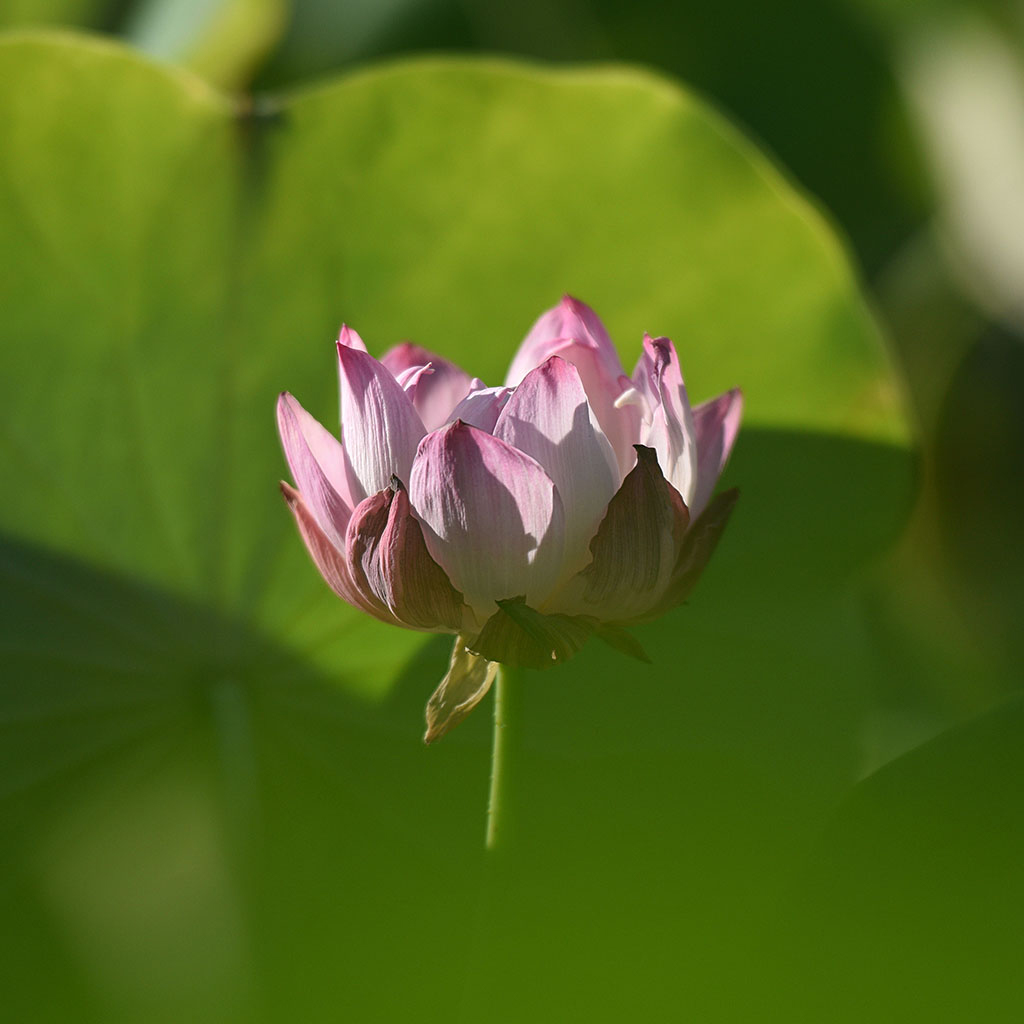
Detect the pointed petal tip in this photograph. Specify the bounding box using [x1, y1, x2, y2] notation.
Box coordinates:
[440, 416, 479, 439]
[279, 479, 299, 505]
[275, 391, 292, 427]
[524, 352, 586, 390]
[537, 352, 572, 373]
[560, 293, 592, 315]
[421, 417, 468, 447]
[722, 385, 744, 411]
[275, 390, 295, 417]
[337, 323, 368, 352]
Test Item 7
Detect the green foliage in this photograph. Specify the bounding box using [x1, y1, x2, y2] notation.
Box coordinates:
[793, 694, 1024, 1021]
[0, 31, 931, 1024]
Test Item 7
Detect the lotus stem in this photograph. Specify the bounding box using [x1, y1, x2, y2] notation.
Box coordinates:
[486, 665, 511, 850]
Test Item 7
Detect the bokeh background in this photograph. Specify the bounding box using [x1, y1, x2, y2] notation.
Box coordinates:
[1, 1, 1022, 1021]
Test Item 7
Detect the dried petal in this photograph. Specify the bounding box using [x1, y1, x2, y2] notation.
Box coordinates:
[424, 637, 499, 744]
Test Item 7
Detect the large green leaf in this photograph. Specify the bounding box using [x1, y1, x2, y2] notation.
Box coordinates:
[785, 695, 1024, 1022]
[0, 32, 912, 1022]
[0, 30, 907, 676]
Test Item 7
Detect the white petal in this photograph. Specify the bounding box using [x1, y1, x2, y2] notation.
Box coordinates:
[336, 342, 426, 502]
[493, 356, 618, 576]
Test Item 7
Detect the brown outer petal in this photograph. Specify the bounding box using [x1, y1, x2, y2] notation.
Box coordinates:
[280, 481, 402, 626]
[549, 445, 689, 623]
[379, 484, 465, 631]
[641, 486, 740, 621]
[346, 481, 465, 633]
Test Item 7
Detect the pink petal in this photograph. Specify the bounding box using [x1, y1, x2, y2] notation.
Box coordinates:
[409, 421, 565, 620]
[633, 335, 698, 507]
[279, 482, 401, 625]
[336, 342, 426, 502]
[511, 340, 640, 479]
[338, 324, 368, 352]
[505, 295, 626, 387]
[380, 342, 474, 431]
[276, 392, 355, 546]
[505, 299, 640, 477]
[446, 382, 512, 434]
[570, 351, 642, 479]
[379, 341, 441, 375]
[493, 356, 618, 577]
[690, 388, 743, 519]
[346, 483, 464, 632]
[548, 445, 689, 623]
[394, 362, 434, 397]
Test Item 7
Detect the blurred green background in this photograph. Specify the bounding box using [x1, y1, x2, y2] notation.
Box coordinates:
[1, 1, 1022, 1021]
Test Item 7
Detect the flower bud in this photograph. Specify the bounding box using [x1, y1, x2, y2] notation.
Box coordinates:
[279, 298, 742, 739]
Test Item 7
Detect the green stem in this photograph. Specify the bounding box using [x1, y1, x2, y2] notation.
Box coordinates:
[486, 665, 512, 851]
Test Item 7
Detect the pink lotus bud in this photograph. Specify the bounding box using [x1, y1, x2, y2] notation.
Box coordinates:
[279, 299, 741, 740]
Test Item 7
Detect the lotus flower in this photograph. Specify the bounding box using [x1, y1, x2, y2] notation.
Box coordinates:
[278, 297, 741, 741]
